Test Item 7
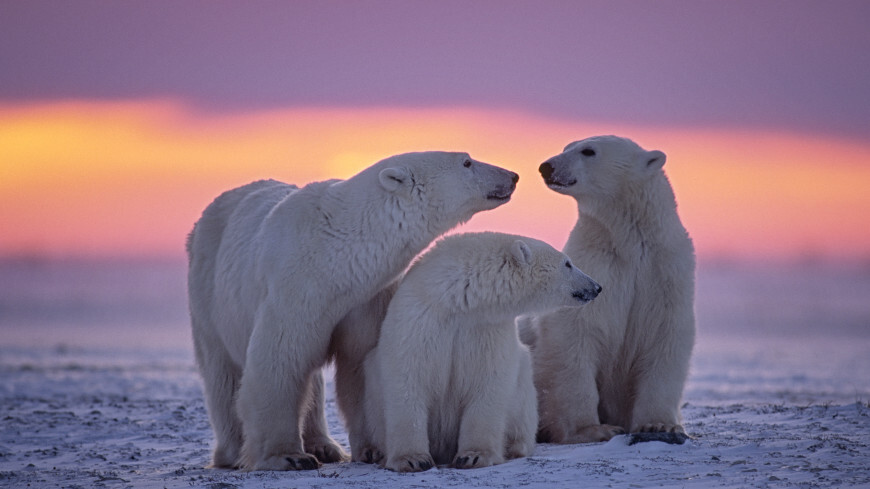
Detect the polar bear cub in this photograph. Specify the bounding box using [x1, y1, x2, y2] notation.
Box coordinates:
[363, 232, 602, 472]
[187, 152, 518, 470]
[532, 135, 695, 443]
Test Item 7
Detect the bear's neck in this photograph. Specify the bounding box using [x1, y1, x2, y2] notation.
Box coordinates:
[320, 181, 448, 284]
[572, 174, 688, 256]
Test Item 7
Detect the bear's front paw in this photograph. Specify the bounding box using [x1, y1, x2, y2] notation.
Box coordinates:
[385, 453, 435, 473]
[452, 449, 501, 469]
[248, 453, 321, 471]
[352, 445, 384, 464]
[504, 437, 535, 459]
[207, 444, 241, 469]
[567, 424, 626, 443]
[305, 439, 349, 464]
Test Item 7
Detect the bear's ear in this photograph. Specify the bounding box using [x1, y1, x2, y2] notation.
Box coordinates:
[645, 150, 666, 171]
[510, 240, 533, 266]
[378, 167, 411, 193]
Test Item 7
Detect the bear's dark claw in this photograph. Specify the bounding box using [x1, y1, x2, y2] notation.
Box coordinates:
[286, 455, 320, 470]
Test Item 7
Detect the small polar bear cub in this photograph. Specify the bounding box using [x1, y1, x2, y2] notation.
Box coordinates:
[364, 232, 602, 472]
[187, 151, 518, 470]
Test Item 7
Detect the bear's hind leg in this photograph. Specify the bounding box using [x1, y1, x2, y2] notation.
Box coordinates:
[335, 350, 383, 463]
[330, 284, 395, 462]
[302, 369, 350, 463]
[536, 350, 625, 444]
[192, 334, 244, 469]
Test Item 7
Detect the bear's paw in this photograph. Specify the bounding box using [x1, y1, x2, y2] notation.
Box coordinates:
[385, 453, 435, 472]
[243, 453, 321, 471]
[305, 438, 349, 464]
[567, 424, 626, 443]
[634, 422, 685, 434]
[452, 449, 501, 469]
[352, 445, 384, 464]
[628, 430, 691, 445]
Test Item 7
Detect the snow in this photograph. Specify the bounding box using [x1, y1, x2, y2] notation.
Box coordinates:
[2, 342, 869, 489]
[1, 260, 869, 488]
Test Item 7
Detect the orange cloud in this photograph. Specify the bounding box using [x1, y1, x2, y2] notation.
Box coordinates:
[1, 100, 869, 262]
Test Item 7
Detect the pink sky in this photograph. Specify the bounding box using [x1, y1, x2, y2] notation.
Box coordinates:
[1, 2, 869, 263]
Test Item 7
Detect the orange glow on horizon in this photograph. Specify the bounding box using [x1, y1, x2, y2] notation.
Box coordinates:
[2, 100, 869, 263]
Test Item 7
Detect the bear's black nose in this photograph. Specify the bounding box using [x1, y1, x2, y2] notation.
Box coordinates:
[595, 283, 603, 294]
[511, 172, 520, 184]
[539, 162, 554, 179]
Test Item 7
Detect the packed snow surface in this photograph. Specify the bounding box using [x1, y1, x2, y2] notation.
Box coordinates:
[1, 259, 869, 488]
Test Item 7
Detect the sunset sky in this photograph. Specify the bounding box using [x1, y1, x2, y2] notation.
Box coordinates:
[2, 1, 869, 263]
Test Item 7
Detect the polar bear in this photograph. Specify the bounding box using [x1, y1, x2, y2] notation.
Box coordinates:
[532, 135, 695, 444]
[186, 152, 518, 470]
[361, 232, 602, 472]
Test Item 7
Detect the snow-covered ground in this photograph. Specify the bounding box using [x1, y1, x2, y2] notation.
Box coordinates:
[1, 259, 869, 488]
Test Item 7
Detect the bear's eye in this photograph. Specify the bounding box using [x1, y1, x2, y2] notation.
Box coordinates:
[463, 160, 472, 168]
[565, 260, 572, 269]
[580, 148, 596, 157]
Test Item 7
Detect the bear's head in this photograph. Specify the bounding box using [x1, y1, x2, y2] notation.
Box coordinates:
[376, 151, 519, 225]
[538, 135, 666, 210]
[505, 237, 602, 314]
[414, 232, 600, 318]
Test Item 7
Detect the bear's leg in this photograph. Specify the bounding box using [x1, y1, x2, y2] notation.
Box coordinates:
[302, 369, 349, 463]
[331, 285, 395, 462]
[536, 351, 624, 444]
[454, 401, 507, 468]
[192, 333, 244, 468]
[356, 349, 387, 464]
[383, 398, 434, 473]
[381, 364, 434, 472]
[453, 366, 510, 469]
[334, 350, 380, 462]
[504, 352, 537, 460]
[382, 398, 433, 471]
[235, 309, 328, 471]
[628, 344, 692, 435]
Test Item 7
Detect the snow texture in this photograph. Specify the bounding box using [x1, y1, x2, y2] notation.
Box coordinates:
[1, 260, 869, 488]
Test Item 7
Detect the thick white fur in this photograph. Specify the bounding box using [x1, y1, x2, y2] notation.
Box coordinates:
[533, 135, 696, 443]
[186, 152, 518, 470]
[362, 232, 602, 472]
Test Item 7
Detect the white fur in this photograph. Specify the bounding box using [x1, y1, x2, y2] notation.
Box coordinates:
[533, 135, 696, 443]
[186, 152, 518, 470]
[361, 232, 601, 472]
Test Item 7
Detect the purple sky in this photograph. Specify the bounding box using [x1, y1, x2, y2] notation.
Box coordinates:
[2, 1, 869, 142]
